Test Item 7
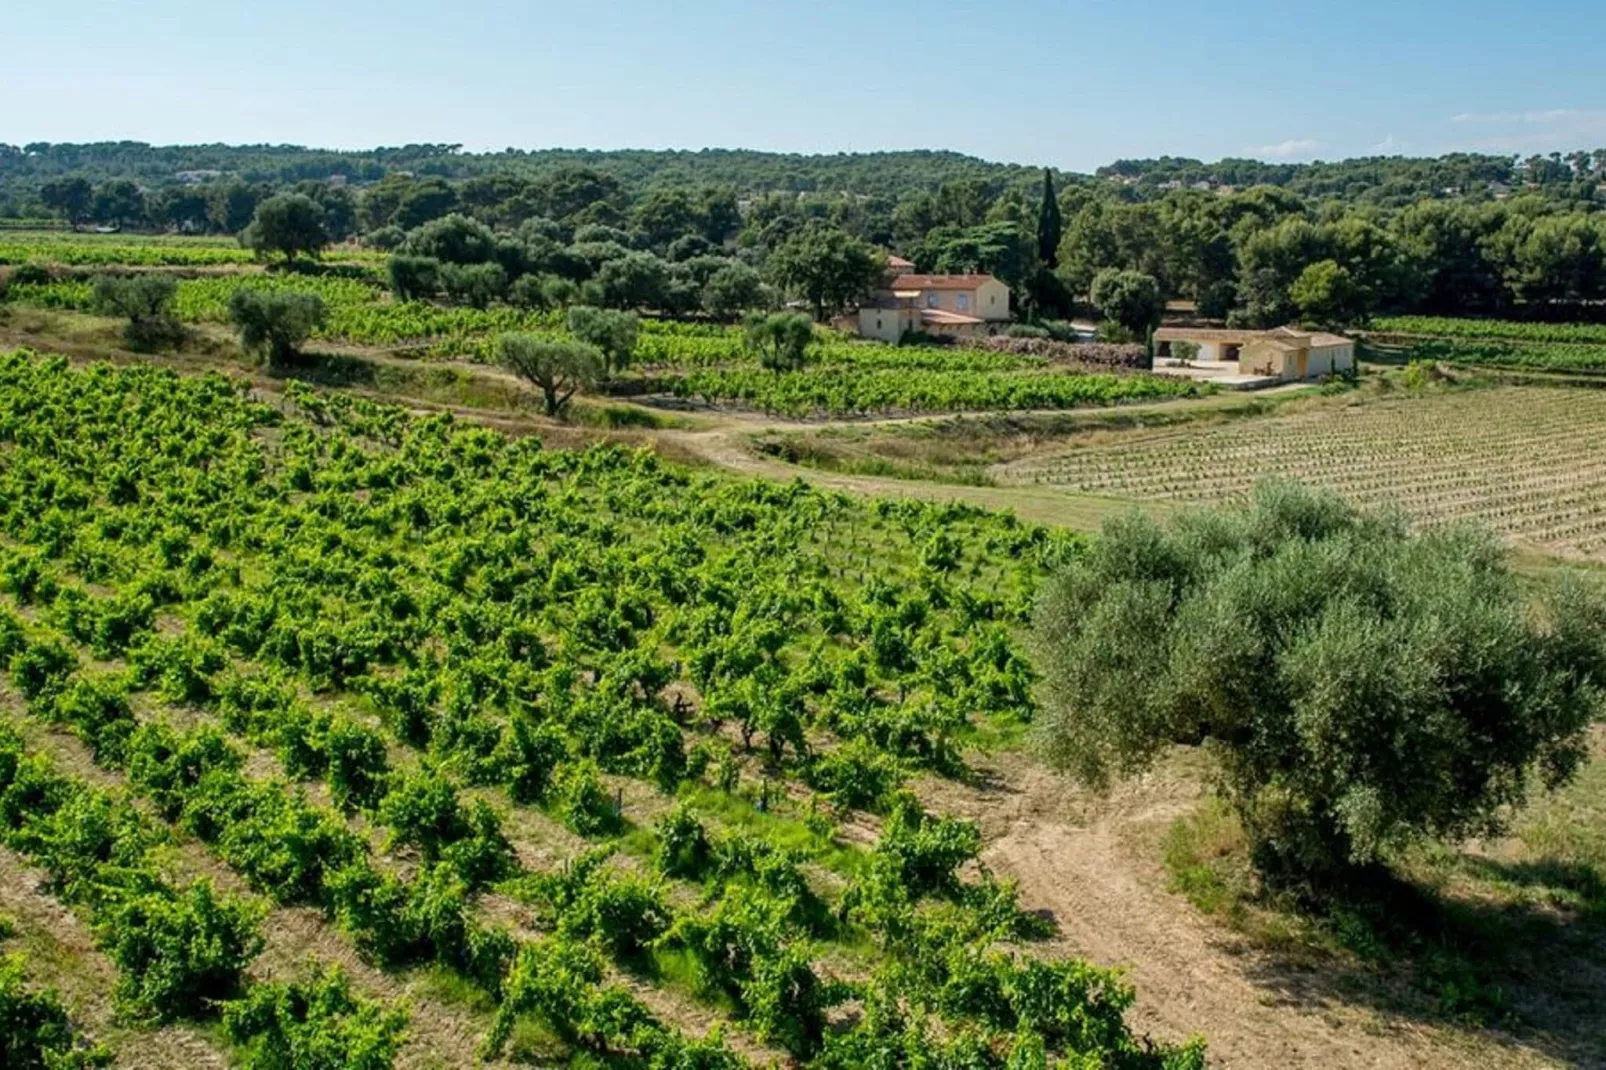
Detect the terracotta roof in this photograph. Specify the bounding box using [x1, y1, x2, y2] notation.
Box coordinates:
[1309, 332, 1352, 347]
[885, 274, 999, 291]
[886, 254, 915, 269]
[920, 308, 983, 326]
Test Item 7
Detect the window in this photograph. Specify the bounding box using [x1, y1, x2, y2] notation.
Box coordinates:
[989, 294, 997, 306]
[875, 317, 883, 330]
[926, 293, 939, 308]
[955, 293, 969, 311]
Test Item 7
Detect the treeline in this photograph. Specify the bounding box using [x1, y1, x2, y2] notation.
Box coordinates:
[1098, 150, 1606, 204]
[12, 141, 1606, 326]
[1, 142, 1040, 207]
[1052, 185, 1606, 323]
[10, 140, 1606, 207]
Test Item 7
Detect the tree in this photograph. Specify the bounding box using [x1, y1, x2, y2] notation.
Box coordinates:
[387, 255, 440, 302]
[743, 312, 814, 374]
[357, 174, 413, 232]
[1031, 481, 1606, 891]
[1235, 217, 1326, 326]
[565, 306, 637, 379]
[294, 181, 358, 241]
[632, 189, 704, 250]
[227, 289, 327, 368]
[596, 251, 671, 311]
[702, 261, 769, 321]
[497, 333, 601, 417]
[437, 261, 506, 309]
[147, 187, 211, 233]
[39, 177, 93, 228]
[403, 213, 498, 265]
[921, 221, 1035, 294]
[1036, 168, 1063, 269]
[392, 177, 458, 231]
[1089, 268, 1163, 341]
[766, 223, 883, 320]
[1288, 259, 1361, 326]
[90, 181, 145, 229]
[242, 194, 330, 264]
[208, 182, 264, 234]
[89, 274, 182, 350]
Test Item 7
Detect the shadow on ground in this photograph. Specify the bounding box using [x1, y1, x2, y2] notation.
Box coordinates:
[1237, 859, 1606, 1068]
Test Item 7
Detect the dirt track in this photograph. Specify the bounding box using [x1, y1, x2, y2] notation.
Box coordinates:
[921, 754, 1566, 1070]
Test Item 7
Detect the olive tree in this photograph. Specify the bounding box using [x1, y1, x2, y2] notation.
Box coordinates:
[702, 261, 770, 321]
[227, 289, 327, 368]
[242, 193, 330, 264]
[386, 254, 440, 302]
[90, 274, 182, 350]
[565, 305, 637, 379]
[497, 332, 601, 417]
[1031, 481, 1605, 891]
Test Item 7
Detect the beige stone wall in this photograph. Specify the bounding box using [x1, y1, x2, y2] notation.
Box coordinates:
[975, 278, 1011, 320]
[1239, 340, 1289, 377]
[858, 307, 911, 343]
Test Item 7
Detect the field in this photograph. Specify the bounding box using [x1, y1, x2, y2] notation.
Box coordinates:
[3, 229, 1605, 1070]
[0, 229, 383, 268]
[1369, 315, 1606, 374]
[1372, 315, 1606, 346]
[997, 385, 1606, 559]
[1, 268, 1204, 416]
[0, 350, 1227, 1068]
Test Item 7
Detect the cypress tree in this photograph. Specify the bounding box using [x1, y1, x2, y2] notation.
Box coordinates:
[1036, 168, 1063, 269]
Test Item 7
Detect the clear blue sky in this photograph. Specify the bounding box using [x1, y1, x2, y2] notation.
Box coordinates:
[8, 0, 1605, 171]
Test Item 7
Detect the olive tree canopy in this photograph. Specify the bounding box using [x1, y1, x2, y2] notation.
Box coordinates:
[1031, 481, 1605, 888]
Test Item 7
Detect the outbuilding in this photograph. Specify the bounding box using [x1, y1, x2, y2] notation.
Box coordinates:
[1152, 325, 1355, 381]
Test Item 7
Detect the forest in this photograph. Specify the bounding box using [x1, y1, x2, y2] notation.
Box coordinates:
[5, 141, 1606, 330]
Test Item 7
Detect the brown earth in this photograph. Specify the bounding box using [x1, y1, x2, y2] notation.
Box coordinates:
[918, 752, 1575, 1070]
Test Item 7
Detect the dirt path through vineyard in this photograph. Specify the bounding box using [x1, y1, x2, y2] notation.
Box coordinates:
[919, 754, 1565, 1070]
[655, 421, 1162, 530]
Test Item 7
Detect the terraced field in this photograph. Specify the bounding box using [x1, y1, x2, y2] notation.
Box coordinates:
[999, 386, 1606, 559]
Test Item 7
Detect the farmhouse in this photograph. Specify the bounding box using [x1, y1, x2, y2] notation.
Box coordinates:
[1153, 325, 1355, 381]
[855, 255, 1011, 342]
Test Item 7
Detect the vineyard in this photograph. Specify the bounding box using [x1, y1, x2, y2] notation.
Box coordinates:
[999, 385, 1606, 559]
[0, 350, 1207, 1068]
[2, 269, 1204, 416]
[1400, 338, 1606, 374]
[1372, 315, 1606, 346]
[0, 230, 383, 268]
[1368, 316, 1606, 374]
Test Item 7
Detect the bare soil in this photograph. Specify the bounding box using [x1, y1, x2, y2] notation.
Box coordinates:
[917, 751, 1573, 1070]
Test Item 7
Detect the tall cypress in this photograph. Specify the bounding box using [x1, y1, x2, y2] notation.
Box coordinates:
[1036, 168, 1063, 269]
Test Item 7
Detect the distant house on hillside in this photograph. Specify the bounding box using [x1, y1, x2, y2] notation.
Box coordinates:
[854, 255, 1011, 342]
[1153, 325, 1355, 381]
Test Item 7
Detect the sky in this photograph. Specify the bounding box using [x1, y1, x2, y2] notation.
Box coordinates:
[7, 0, 1606, 172]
